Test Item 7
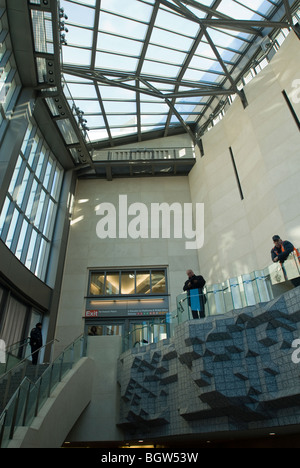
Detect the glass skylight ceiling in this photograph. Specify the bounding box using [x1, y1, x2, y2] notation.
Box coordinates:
[59, 0, 295, 146]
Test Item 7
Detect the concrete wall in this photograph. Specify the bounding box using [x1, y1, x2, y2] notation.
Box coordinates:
[67, 336, 124, 443]
[189, 31, 300, 284]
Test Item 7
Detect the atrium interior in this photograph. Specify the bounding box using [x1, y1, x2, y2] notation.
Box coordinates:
[0, 0, 300, 449]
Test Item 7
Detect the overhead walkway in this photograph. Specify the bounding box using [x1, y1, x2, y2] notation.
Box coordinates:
[0, 336, 94, 449]
[79, 146, 196, 180]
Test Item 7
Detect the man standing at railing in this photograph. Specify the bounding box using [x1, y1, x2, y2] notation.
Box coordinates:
[30, 323, 43, 365]
[183, 269, 206, 319]
[271, 235, 300, 287]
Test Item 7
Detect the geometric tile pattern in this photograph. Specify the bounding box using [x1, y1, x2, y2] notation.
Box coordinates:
[117, 287, 300, 440]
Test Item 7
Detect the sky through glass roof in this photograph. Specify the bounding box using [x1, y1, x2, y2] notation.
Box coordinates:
[58, 0, 298, 148]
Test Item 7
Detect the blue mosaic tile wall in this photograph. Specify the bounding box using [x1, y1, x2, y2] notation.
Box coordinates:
[117, 287, 300, 440]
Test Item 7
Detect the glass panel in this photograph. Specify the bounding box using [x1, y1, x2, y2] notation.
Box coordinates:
[152, 322, 167, 343]
[8, 156, 23, 195]
[130, 322, 150, 348]
[136, 270, 151, 294]
[15, 219, 29, 259]
[88, 324, 122, 336]
[25, 230, 38, 270]
[35, 238, 49, 279]
[243, 273, 257, 306]
[90, 272, 105, 295]
[25, 179, 38, 220]
[176, 292, 191, 323]
[23, 383, 39, 427]
[105, 272, 120, 295]
[222, 280, 234, 313]
[255, 269, 272, 302]
[27, 135, 39, 167]
[0, 197, 10, 236]
[6, 208, 19, 248]
[88, 325, 101, 336]
[34, 189, 46, 228]
[16, 168, 31, 207]
[0, 119, 63, 281]
[230, 277, 244, 309]
[151, 270, 166, 294]
[121, 271, 135, 295]
[106, 325, 122, 336]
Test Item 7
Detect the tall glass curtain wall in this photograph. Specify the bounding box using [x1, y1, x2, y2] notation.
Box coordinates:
[0, 17, 21, 139]
[0, 10, 64, 282]
[0, 122, 63, 281]
[0, 11, 64, 348]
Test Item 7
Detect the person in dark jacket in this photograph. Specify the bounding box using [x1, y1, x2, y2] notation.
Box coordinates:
[183, 270, 206, 319]
[271, 235, 300, 287]
[30, 323, 43, 365]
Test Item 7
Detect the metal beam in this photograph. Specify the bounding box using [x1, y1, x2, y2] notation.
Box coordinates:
[94, 80, 114, 147]
[140, 78, 201, 147]
[200, 18, 289, 30]
[62, 65, 226, 90]
[162, 0, 223, 137]
[159, 0, 266, 36]
[135, 2, 160, 140]
[62, 65, 236, 99]
[282, 0, 300, 39]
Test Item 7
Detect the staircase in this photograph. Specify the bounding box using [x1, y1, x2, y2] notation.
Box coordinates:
[0, 335, 90, 448]
[0, 363, 49, 414]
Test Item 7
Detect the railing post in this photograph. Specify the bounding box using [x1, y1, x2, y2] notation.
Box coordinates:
[47, 364, 54, 398]
[22, 381, 32, 427]
[71, 343, 75, 369]
[59, 352, 64, 382]
[34, 379, 42, 417]
[3, 373, 12, 409]
[9, 387, 20, 440]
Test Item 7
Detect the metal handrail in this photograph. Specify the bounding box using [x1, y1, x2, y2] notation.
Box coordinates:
[0, 335, 86, 448]
[1, 338, 31, 374]
[93, 146, 196, 161]
[6, 338, 29, 355]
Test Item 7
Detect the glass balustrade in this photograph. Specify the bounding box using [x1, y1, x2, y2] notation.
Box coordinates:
[0, 335, 86, 448]
[172, 250, 300, 325]
[121, 250, 300, 351]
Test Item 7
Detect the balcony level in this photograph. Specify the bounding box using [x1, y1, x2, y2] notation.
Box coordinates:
[77, 147, 197, 180]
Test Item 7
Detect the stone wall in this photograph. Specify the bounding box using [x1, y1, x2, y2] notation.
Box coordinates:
[118, 287, 300, 440]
